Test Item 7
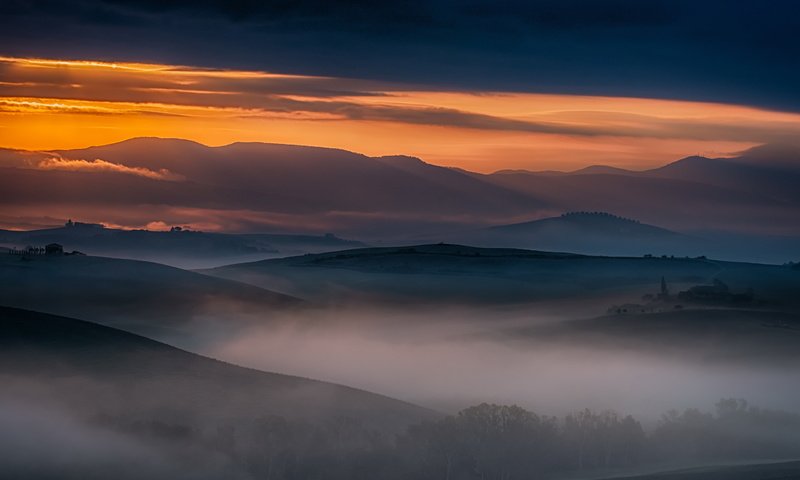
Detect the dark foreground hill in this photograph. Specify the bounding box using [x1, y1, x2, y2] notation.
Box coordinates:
[0, 306, 433, 429]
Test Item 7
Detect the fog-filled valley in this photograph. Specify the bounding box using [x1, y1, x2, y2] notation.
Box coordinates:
[4, 301, 800, 479]
[5, 1, 800, 476]
[2, 240, 800, 479]
[3, 143, 800, 477]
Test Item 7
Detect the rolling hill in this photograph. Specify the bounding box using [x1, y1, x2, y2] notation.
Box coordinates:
[203, 244, 713, 306]
[0, 252, 300, 341]
[204, 244, 800, 309]
[0, 221, 365, 268]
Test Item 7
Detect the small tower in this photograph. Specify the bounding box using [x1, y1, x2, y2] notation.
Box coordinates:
[659, 276, 669, 299]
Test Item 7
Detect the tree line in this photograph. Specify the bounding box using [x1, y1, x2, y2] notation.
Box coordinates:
[97, 399, 800, 480]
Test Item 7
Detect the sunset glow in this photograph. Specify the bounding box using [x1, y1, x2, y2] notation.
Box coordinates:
[2, 56, 799, 171]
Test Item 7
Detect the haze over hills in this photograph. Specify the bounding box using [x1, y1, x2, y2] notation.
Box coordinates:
[5, 306, 800, 480]
[0, 221, 365, 268]
[0, 306, 435, 478]
[4, 3, 800, 478]
[0, 306, 432, 429]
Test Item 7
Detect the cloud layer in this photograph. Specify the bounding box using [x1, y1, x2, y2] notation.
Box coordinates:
[37, 155, 184, 181]
[1, 1, 798, 112]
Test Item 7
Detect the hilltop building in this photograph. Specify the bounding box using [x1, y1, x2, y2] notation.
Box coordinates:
[64, 219, 104, 229]
[610, 276, 756, 315]
[678, 279, 754, 304]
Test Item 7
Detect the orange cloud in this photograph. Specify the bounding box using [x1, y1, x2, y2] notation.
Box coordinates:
[37, 155, 184, 181]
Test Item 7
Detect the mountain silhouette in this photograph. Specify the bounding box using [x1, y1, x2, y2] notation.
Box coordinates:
[2, 138, 799, 250]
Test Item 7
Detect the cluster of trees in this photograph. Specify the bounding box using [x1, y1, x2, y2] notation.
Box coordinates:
[97, 399, 800, 480]
[397, 404, 645, 479]
[561, 211, 641, 223]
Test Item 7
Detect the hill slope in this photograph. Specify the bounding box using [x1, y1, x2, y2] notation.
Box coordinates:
[0, 306, 433, 430]
[0, 253, 300, 340]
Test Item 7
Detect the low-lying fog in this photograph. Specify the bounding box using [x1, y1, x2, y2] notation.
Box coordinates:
[197, 306, 800, 422]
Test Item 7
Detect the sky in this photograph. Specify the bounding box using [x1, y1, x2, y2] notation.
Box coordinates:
[1, 1, 800, 171]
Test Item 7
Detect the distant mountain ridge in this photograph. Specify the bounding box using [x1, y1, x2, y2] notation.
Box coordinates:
[489, 211, 678, 237]
[1, 138, 799, 258]
[412, 211, 701, 258]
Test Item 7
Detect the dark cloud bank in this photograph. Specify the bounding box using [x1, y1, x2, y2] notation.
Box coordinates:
[1, 1, 799, 111]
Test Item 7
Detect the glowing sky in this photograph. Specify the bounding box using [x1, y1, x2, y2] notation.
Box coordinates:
[2, 56, 800, 172]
